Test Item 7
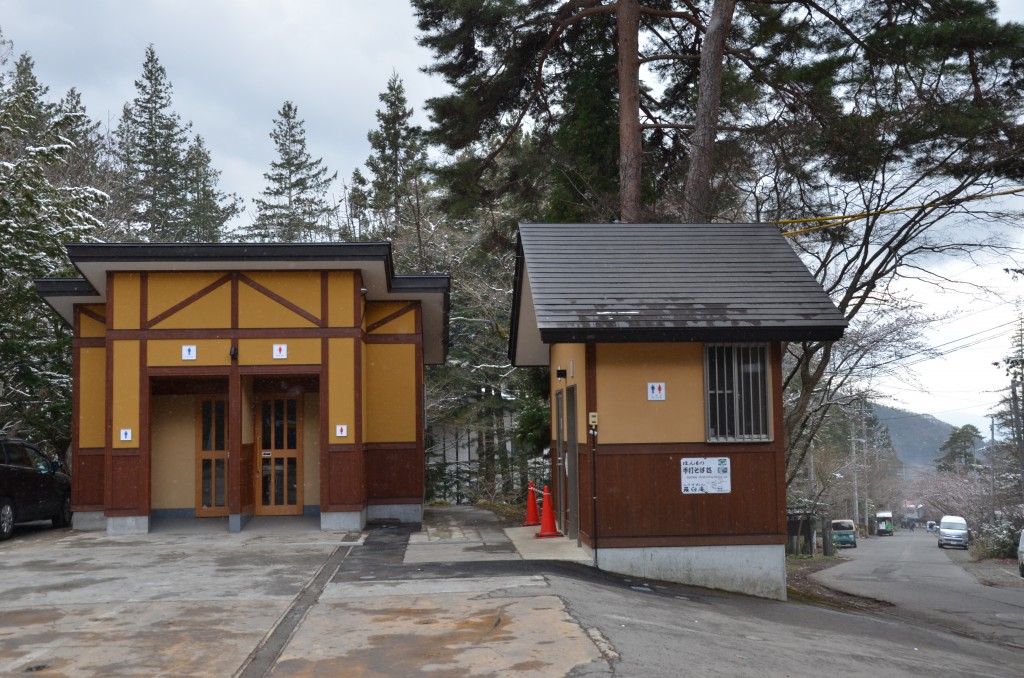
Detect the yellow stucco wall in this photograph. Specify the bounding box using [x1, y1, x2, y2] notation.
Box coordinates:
[365, 301, 417, 334]
[328, 338, 356, 444]
[327, 271, 355, 327]
[79, 306, 106, 337]
[303, 393, 320, 505]
[237, 338, 321, 365]
[246, 271, 322, 319]
[147, 339, 232, 367]
[149, 282, 231, 330]
[147, 271, 225, 319]
[550, 343, 588, 444]
[112, 273, 141, 329]
[78, 347, 106, 448]
[364, 343, 417, 443]
[150, 395, 195, 510]
[111, 340, 139, 449]
[595, 343, 705, 444]
[237, 282, 318, 329]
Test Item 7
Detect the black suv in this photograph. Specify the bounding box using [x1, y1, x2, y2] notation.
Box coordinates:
[0, 437, 72, 540]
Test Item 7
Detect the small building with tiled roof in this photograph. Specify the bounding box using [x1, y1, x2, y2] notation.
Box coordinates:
[510, 223, 847, 600]
[37, 242, 449, 535]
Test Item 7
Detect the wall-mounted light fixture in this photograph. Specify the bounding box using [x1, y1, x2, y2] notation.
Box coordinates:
[555, 368, 567, 381]
[229, 345, 238, 360]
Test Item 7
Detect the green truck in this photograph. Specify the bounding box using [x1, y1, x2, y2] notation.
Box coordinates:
[876, 511, 894, 536]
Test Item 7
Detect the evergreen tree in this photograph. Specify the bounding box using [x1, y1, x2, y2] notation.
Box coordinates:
[181, 134, 241, 242]
[250, 101, 337, 242]
[358, 74, 432, 269]
[935, 425, 984, 473]
[0, 35, 106, 449]
[114, 45, 191, 242]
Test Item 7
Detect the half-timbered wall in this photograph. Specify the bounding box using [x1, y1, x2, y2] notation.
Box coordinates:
[71, 268, 426, 522]
[550, 341, 786, 550]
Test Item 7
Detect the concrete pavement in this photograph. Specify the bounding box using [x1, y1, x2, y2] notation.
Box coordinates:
[0, 507, 602, 677]
[3, 508, 1024, 676]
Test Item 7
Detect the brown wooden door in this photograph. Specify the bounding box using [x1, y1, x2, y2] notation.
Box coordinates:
[196, 398, 229, 517]
[255, 397, 303, 516]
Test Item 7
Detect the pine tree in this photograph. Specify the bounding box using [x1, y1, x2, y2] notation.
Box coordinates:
[250, 101, 337, 242]
[0, 35, 106, 448]
[181, 134, 240, 242]
[114, 45, 190, 242]
[359, 74, 431, 269]
[935, 425, 984, 473]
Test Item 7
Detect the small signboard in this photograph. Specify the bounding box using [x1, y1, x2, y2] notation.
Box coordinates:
[647, 382, 666, 400]
[182, 345, 197, 360]
[273, 343, 288, 359]
[681, 457, 731, 494]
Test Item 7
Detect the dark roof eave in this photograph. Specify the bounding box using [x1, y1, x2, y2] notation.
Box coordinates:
[539, 325, 847, 344]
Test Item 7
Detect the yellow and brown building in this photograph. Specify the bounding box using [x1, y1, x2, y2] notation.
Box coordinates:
[510, 223, 847, 599]
[36, 242, 449, 534]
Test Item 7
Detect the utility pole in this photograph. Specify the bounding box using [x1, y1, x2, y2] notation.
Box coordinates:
[1012, 378, 1024, 498]
[851, 424, 860, 529]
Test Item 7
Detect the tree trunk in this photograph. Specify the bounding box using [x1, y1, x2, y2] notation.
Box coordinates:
[617, 0, 642, 223]
[680, 0, 737, 223]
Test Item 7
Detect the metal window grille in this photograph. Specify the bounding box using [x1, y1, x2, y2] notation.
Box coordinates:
[705, 344, 770, 442]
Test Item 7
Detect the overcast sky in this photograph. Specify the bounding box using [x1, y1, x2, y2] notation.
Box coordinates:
[3, 1, 1024, 433]
[0, 0, 444, 217]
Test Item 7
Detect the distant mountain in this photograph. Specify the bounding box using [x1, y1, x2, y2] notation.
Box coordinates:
[871, 403, 955, 469]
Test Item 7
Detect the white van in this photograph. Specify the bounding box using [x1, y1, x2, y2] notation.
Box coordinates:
[937, 515, 969, 550]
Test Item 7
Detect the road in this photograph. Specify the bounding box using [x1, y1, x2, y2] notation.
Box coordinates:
[814, 527, 1024, 650]
[2, 511, 1023, 677]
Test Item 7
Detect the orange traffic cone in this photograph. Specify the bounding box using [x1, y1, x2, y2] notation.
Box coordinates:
[535, 485, 562, 538]
[523, 480, 541, 526]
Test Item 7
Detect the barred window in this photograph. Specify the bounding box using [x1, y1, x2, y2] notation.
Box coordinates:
[705, 344, 770, 442]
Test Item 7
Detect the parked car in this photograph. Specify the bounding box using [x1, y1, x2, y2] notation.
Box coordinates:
[937, 515, 969, 550]
[926, 520, 937, 533]
[831, 518, 857, 548]
[1018, 530, 1024, 578]
[0, 437, 72, 540]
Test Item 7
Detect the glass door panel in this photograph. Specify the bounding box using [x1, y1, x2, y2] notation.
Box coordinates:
[255, 397, 302, 516]
[196, 397, 228, 517]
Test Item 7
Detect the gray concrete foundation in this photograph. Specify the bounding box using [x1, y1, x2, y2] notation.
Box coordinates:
[229, 511, 253, 533]
[367, 503, 423, 524]
[106, 515, 150, 536]
[595, 544, 787, 600]
[71, 511, 105, 531]
[321, 510, 366, 531]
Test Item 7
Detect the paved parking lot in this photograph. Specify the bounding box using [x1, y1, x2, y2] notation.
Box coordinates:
[0, 509, 603, 677]
[4, 509, 1024, 677]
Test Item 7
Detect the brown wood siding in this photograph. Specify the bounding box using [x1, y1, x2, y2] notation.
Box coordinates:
[593, 442, 782, 541]
[108, 452, 141, 512]
[73, 448, 104, 510]
[325, 445, 364, 507]
[364, 444, 422, 503]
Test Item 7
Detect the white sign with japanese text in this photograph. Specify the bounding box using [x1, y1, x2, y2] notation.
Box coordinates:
[681, 457, 731, 494]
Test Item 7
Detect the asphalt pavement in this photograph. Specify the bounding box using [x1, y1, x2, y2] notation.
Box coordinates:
[813, 527, 1024, 650]
[2, 508, 1023, 677]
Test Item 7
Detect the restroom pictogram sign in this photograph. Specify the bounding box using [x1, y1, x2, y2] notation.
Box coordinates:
[648, 382, 666, 400]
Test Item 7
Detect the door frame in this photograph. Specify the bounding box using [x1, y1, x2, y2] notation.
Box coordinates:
[565, 385, 579, 540]
[254, 394, 304, 516]
[195, 397, 229, 518]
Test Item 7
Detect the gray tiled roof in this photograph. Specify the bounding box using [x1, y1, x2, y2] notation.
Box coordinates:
[510, 223, 847, 365]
